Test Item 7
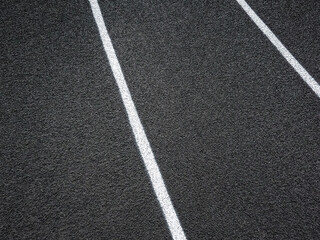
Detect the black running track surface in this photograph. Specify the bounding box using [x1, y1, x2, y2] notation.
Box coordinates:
[1, 1, 320, 239]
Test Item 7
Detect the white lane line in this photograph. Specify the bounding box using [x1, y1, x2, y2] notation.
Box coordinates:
[88, 1, 187, 239]
[236, 0, 320, 98]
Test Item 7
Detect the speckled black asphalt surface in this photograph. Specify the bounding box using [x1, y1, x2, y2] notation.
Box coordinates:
[1, 1, 320, 239]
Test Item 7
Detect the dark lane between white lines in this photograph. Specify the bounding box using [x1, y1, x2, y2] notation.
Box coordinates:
[99, 0, 320, 239]
[1, 1, 171, 239]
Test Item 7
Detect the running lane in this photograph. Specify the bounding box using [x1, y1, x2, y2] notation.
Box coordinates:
[1, 1, 171, 239]
[97, 0, 320, 239]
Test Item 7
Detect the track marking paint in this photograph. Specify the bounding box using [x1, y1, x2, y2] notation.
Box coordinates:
[88, 1, 187, 239]
[236, 0, 320, 98]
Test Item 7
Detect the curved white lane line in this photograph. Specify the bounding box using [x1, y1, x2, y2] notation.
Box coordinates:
[236, 0, 320, 98]
[88, 1, 187, 239]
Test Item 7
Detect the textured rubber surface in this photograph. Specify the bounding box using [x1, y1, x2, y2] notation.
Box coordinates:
[1, 1, 170, 239]
[1, 1, 320, 239]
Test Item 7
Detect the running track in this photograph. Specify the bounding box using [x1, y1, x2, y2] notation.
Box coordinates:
[1, 1, 320, 239]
